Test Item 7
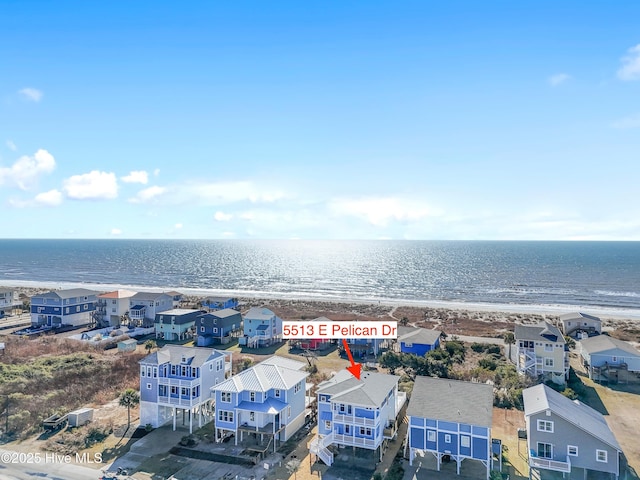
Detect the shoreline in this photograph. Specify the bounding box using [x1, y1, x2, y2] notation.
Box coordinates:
[2, 279, 640, 321]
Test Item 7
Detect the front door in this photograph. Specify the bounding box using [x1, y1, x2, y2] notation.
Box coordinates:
[537, 442, 552, 459]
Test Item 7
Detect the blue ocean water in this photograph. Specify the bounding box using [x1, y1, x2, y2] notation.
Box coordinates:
[1, 240, 639, 312]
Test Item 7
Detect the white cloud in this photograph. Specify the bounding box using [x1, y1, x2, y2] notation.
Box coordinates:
[63, 171, 118, 200]
[0, 149, 56, 190]
[128, 185, 167, 203]
[174, 223, 183, 229]
[187, 181, 286, 205]
[34, 189, 63, 206]
[110, 228, 122, 235]
[214, 211, 233, 221]
[18, 88, 43, 102]
[548, 73, 571, 86]
[611, 113, 640, 129]
[618, 44, 640, 81]
[330, 197, 439, 227]
[6, 140, 17, 151]
[121, 170, 149, 184]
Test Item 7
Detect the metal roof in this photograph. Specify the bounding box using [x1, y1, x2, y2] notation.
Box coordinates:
[523, 384, 621, 451]
[260, 356, 306, 371]
[209, 308, 241, 319]
[580, 335, 640, 357]
[406, 376, 493, 428]
[316, 370, 399, 407]
[214, 356, 308, 393]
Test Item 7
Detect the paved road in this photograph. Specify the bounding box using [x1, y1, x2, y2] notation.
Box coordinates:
[0, 449, 105, 480]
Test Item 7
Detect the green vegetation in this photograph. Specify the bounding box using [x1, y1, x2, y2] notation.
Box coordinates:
[119, 388, 140, 430]
[0, 337, 143, 439]
[380, 340, 467, 379]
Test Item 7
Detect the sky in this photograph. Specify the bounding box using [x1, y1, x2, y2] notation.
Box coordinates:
[1, 1, 639, 240]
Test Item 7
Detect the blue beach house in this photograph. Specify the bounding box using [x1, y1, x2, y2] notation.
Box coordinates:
[154, 308, 201, 341]
[201, 296, 239, 311]
[311, 370, 406, 466]
[395, 326, 442, 356]
[30, 288, 98, 328]
[196, 308, 243, 346]
[344, 337, 385, 357]
[139, 345, 231, 433]
[212, 356, 312, 452]
[407, 376, 494, 479]
[240, 307, 282, 348]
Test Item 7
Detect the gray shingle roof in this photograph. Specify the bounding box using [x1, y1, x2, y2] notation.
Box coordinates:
[131, 291, 172, 301]
[397, 327, 442, 345]
[245, 307, 276, 321]
[139, 345, 224, 367]
[559, 312, 601, 323]
[407, 376, 493, 428]
[316, 370, 399, 407]
[523, 384, 621, 451]
[580, 335, 640, 357]
[210, 308, 241, 319]
[214, 356, 308, 393]
[515, 322, 565, 344]
[37, 288, 97, 299]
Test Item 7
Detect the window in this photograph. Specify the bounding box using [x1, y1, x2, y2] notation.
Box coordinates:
[171, 365, 176, 375]
[221, 392, 231, 402]
[294, 382, 301, 394]
[218, 410, 234, 423]
[325, 421, 331, 430]
[84, 304, 88, 310]
[596, 450, 608, 463]
[537, 420, 554, 433]
[275, 389, 281, 398]
[217, 360, 222, 371]
[345, 424, 351, 435]
[213, 327, 218, 333]
[250, 412, 255, 421]
[319, 395, 328, 402]
[147, 383, 151, 390]
[405, 342, 413, 348]
[191, 367, 197, 377]
[545, 343, 553, 352]
[427, 431, 436, 442]
[544, 358, 554, 368]
[147, 367, 151, 377]
[250, 392, 256, 402]
[288, 406, 291, 418]
[359, 427, 372, 436]
[444, 434, 451, 444]
[537, 443, 552, 459]
[153, 367, 157, 378]
[170, 386, 177, 395]
[76, 306, 80, 312]
[612, 356, 618, 363]
[461, 435, 470, 448]
[200, 326, 205, 333]
[181, 387, 187, 396]
[568, 446, 578, 456]
[141, 367, 146, 377]
[65, 307, 69, 314]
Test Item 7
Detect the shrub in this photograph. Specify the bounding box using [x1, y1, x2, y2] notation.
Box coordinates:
[478, 358, 498, 371]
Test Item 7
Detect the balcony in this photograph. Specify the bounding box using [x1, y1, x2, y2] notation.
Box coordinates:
[158, 395, 202, 408]
[333, 413, 377, 427]
[158, 377, 201, 389]
[333, 433, 378, 449]
[529, 454, 571, 473]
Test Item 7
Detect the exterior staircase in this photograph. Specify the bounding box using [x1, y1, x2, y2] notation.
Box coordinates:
[310, 432, 334, 466]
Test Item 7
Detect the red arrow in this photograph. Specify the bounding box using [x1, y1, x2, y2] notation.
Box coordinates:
[342, 339, 361, 380]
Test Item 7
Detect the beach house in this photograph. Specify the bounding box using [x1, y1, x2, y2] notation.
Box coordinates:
[139, 345, 231, 433]
[311, 370, 405, 466]
[165, 291, 184, 308]
[523, 384, 621, 479]
[30, 288, 98, 328]
[296, 317, 334, 351]
[0, 288, 20, 317]
[510, 322, 568, 384]
[579, 335, 640, 383]
[211, 356, 312, 453]
[128, 292, 173, 327]
[394, 326, 442, 356]
[95, 289, 136, 327]
[154, 308, 201, 341]
[406, 376, 493, 479]
[343, 337, 385, 357]
[240, 307, 282, 348]
[201, 296, 239, 311]
[559, 312, 602, 338]
[196, 308, 243, 346]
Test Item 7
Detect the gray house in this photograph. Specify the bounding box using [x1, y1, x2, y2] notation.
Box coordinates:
[559, 312, 602, 338]
[523, 384, 621, 479]
[196, 308, 243, 346]
[580, 335, 640, 383]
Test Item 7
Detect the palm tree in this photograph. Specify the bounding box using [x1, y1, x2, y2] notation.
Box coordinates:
[119, 388, 140, 431]
[144, 339, 156, 354]
[504, 331, 515, 359]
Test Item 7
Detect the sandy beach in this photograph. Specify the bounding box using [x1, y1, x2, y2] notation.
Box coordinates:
[5, 283, 640, 344]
